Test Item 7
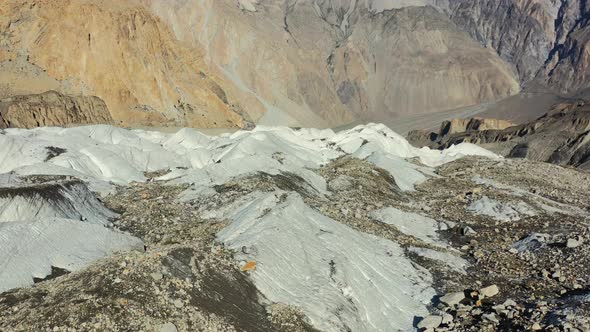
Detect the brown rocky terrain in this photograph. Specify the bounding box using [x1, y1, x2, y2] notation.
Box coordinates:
[441, 118, 516, 136]
[0, 0, 248, 128]
[1, 0, 590, 128]
[117, 0, 524, 125]
[407, 101, 590, 169]
[0, 91, 113, 128]
[407, 117, 517, 147]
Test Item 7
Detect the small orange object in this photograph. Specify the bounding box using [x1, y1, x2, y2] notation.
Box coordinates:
[241, 261, 257, 272]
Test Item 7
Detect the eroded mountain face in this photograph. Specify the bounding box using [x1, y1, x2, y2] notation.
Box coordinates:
[0, 91, 114, 129]
[0, 0, 521, 128]
[0, 0, 589, 128]
[0, 0, 248, 128]
[448, 0, 590, 94]
[448, 0, 560, 84]
[145, 0, 520, 126]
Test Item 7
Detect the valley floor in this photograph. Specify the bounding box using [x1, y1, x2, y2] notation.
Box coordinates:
[337, 92, 562, 135]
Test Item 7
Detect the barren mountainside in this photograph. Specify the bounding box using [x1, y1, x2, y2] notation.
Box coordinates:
[1, 0, 590, 128]
[0, 0, 248, 128]
[0, 91, 113, 129]
[0, 0, 545, 128]
[449, 0, 590, 93]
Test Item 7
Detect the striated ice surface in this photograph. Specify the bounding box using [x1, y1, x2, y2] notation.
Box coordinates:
[407, 246, 469, 274]
[0, 124, 498, 192]
[0, 181, 117, 225]
[0, 218, 143, 293]
[217, 192, 436, 332]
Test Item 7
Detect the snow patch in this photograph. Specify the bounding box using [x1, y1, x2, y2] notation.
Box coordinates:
[407, 246, 468, 274]
[237, 0, 259, 12]
[366, 0, 449, 13]
[511, 233, 550, 253]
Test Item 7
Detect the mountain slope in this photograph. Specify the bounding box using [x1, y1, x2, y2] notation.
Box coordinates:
[2, 0, 590, 128]
[0, 0, 248, 128]
[448, 0, 590, 94]
[147, 0, 520, 126]
[0, 0, 524, 128]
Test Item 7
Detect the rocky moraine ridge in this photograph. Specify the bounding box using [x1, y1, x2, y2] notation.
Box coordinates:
[408, 100, 590, 169]
[0, 124, 588, 331]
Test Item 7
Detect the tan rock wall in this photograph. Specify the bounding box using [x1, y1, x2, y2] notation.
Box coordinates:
[0, 0, 246, 128]
[0, 91, 113, 129]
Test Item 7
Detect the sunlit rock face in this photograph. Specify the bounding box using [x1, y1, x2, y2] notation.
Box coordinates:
[0, 0, 522, 129]
[3, 0, 589, 128]
[0, 91, 114, 129]
[0, 0, 248, 128]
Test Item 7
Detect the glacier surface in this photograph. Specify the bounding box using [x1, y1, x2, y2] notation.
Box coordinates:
[0, 123, 500, 329]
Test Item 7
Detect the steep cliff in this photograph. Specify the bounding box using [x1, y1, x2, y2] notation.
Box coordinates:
[0, 91, 113, 129]
[447, 0, 590, 94]
[0, 0, 248, 128]
[449, 0, 558, 83]
[407, 117, 517, 148]
[439, 118, 516, 136]
[543, 20, 590, 94]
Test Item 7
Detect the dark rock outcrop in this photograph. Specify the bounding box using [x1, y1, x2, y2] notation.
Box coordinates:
[408, 101, 590, 169]
[0, 91, 114, 129]
[407, 117, 517, 148]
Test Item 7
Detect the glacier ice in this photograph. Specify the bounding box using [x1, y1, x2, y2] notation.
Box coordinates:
[217, 192, 436, 332]
[0, 123, 501, 329]
[0, 218, 143, 293]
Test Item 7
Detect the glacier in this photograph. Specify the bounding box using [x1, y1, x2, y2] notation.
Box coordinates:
[0, 123, 500, 330]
